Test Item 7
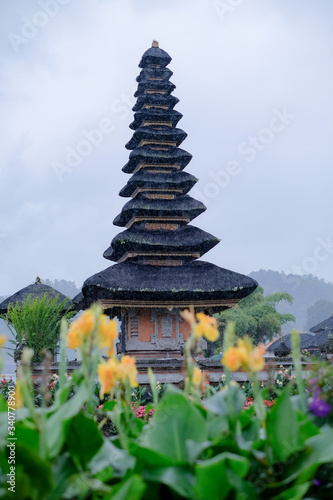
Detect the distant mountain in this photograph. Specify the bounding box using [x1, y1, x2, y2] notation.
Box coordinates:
[249, 270, 333, 333]
[42, 279, 80, 299]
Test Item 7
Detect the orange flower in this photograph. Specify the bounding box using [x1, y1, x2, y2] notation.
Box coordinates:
[97, 358, 119, 398]
[248, 344, 266, 372]
[67, 310, 96, 349]
[194, 313, 219, 342]
[222, 338, 266, 373]
[67, 326, 81, 349]
[0, 334, 6, 348]
[74, 310, 95, 336]
[222, 346, 241, 371]
[117, 355, 138, 388]
[98, 315, 118, 356]
[236, 338, 251, 369]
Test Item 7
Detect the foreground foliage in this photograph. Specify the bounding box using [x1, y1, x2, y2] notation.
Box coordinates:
[0, 306, 332, 499]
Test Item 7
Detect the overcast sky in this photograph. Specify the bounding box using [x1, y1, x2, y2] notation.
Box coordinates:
[1, 0, 333, 299]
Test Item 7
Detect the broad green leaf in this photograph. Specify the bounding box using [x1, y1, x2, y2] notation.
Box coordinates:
[46, 384, 89, 457]
[186, 439, 212, 464]
[45, 453, 77, 500]
[143, 466, 195, 498]
[293, 429, 333, 485]
[15, 441, 53, 499]
[106, 474, 146, 500]
[203, 385, 245, 418]
[195, 452, 249, 500]
[195, 453, 229, 500]
[226, 468, 258, 500]
[206, 412, 229, 441]
[102, 401, 117, 411]
[272, 482, 311, 500]
[266, 387, 304, 462]
[129, 442, 177, 467]
[88, 439, 135, 476]
[139, 385, 206, 464]
[66, 413, 104, 469]
[14, 423, 39, 451]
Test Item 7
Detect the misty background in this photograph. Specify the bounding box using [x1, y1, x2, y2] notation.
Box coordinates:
[1, 1, 333, 372]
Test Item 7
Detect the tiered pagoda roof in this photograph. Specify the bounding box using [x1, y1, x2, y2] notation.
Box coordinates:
[80, 42, 257, 313]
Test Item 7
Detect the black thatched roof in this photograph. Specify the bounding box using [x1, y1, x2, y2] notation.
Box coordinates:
[136, 67, 173, 83]
[308, 330, 333, 347]
[130, 109, 183, 130]
[123, 146, 192, 173]
[113, 195, 206, 227]
[125, 126, 187, 150]
[266, 333, 315, 352]
[139, 45, 172, 68]
[103, 225, 220, 262]
[134, 81, 176, 97]
[133, 94, 179, 112]
[309, 315, 333, 333]
[82, 261, 258, 306]
[119, 171, 197, 197]
[0, 283, 74, 315]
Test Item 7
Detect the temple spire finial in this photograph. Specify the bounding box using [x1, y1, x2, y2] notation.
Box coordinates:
[152, 40, 159, 48]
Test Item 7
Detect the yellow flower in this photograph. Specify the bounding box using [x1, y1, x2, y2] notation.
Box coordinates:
[117, 355, 138, 388]
[194, 313, 219, 342]
[75, 310, 96, 336]
[14, 380, 23, 409]
[236, 339, 251, 369]
[98, 315, 118, 356]
[67, 325, 81, 349]
[222, 346, 241, 371]
[192, 367, 202, 385]
[67, 310, 96, 349]
[97, 358, 119, 398]
[222, 337, 266, 373]
[0, 334, 6, 348]
[248, 344, 266, 372]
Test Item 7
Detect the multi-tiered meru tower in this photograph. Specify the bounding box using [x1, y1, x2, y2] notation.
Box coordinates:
[79, 41, 258, 359]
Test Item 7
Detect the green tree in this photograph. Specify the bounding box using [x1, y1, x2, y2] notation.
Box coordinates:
[1, 294, 76, 363]
[216, 287, 295, 348]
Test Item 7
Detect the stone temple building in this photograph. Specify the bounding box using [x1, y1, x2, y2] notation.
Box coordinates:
[76, 41, 257, 361]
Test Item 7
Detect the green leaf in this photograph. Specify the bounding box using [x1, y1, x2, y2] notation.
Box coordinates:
[88, 439, 135, 476]
[14, 441, 53, 499]
[203, 385, 245, 418]
[102, 401, 117, 411]
[14, 423, 39, 451]
[129, 442, 177, 467]
[66, 413, 104, 469]
[266, 387, 304, 462]
[46, 384, 90, 457]
[139, 385, 207, 464]
[195, 452, 249, 500]
[143, 466, 195, 498]
[186, 439, 212, 464]
[106, 474, 146, 500]
[271, 482, 311, 500]
[45, 453, 77, 500]
[291, 429, 333, 485]
[195, 453, 229, 500]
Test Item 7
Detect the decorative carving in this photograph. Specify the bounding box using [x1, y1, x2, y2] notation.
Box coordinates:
[161, 315, 173, 337]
